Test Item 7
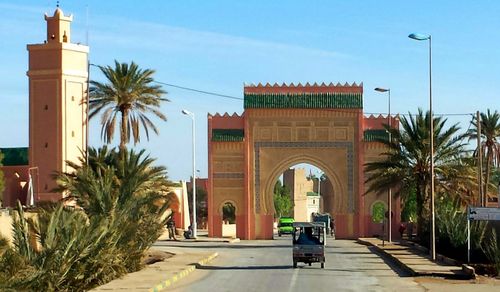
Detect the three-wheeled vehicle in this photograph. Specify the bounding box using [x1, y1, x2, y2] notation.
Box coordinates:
[292, 222, 326, 268]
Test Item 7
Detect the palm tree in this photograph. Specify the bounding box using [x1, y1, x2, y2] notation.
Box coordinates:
[365, 109, 469, 237]
[56, 147, 173, 218]
[89, 60, 168, 150]
[468, 109, 500, 205]
[55, 147, 176, 270]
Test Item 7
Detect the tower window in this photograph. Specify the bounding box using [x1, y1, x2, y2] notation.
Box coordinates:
[45, 142, 48, 148]
[71, 131, 75, 137]
[71, 96, 75, 101]
[44, 105, 48, 110]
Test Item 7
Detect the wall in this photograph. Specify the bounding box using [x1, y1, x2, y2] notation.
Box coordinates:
[208, 113, 246, 238]
[0, 165, 29, 207]
[363, 115, 402, 239]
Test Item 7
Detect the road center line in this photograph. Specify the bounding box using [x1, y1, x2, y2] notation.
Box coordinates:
[287, 266, 299, 292]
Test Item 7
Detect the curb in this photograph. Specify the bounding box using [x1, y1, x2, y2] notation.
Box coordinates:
[357, 239, 416, 276]
[149, 252, 218, 292]
[357, 238, 475, 279]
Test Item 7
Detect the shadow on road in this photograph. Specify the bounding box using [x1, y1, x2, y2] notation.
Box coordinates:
[326, 251, 373, 255]
[367, 246, 413, 277]
[154, 242, 292, 249]
[197, 264, 293, 270]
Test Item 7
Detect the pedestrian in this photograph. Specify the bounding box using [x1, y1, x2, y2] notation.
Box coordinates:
[184, 225, 194, 239]
[167, 217, 177, 240]
[399, 223, 406, 239]
[407, 221, 414, 240]
[330, 217, 336, 239]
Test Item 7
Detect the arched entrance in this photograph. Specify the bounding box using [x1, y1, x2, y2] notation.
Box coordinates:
[263, 159, 345, 230]
[270, 163, 340, 237]
[258, 147, 358, 239]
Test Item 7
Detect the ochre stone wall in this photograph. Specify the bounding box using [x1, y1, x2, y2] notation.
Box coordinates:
[363, 116, 402, 239]
[209, 141, 246, 237]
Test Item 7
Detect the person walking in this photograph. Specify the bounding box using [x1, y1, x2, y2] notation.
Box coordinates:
[399, 223, 406, 240]
[330, 217, 336, 239]
[166, 217, 177, 240]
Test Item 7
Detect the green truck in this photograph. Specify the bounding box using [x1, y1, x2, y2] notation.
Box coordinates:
[278, 217, 295, 236]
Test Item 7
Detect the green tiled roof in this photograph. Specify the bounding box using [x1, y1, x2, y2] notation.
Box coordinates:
[244, 92, 363, 109]
[0, 147, 29, 166]
[212, 129, 244, 142]
[307, 191, 319, 197]
[364, 130, 389, 142]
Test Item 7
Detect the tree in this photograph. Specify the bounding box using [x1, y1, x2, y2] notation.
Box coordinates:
[187, 187, 208, 226]
[365, 109, 469, 238]
[56, 146, 173, 217]
[222, 203, 236, 224]
[401, 186, 417, 223]
[273, 181, 293, 218]
[89, 60, 168, 150]
[468, 109, 500, 204]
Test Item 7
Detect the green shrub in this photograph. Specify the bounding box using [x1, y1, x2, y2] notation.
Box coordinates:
[435, 195, 488, 262]
[481, 229, 500, 276]
[0, 147, 174, 291]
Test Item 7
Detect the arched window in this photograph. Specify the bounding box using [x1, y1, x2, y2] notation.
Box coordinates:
[371, 201, 386, 223]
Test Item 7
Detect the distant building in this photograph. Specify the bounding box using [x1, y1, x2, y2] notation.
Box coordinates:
[306, 191, 320, 220]
[283, 168, 317, 221]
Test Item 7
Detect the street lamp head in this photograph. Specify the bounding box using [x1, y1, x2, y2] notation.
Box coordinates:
[408, 33, 430, 41]
[182, 109, 193, 116]
[374, 87, 389, 93]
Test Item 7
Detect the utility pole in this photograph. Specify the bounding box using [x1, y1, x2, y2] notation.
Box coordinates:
[477, 111, 483, 206]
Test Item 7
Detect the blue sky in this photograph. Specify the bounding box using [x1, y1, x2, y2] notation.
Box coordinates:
[1, 1, 499, 181]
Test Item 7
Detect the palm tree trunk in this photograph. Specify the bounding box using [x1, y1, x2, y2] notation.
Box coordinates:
[120, 109, 128, 151]
[416, 183, 427, 239]
[484, 150, 492, 206]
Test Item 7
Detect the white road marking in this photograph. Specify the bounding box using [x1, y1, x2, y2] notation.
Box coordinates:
[287, 266, 299, 292]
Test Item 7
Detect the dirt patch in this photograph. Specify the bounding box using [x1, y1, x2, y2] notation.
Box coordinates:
[142, 249, 175, 265]
[415, 275, 500, 285]
[471, 264, 498, 277]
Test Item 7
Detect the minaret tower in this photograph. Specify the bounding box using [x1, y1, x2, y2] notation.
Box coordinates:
[27, 7, 89, 201]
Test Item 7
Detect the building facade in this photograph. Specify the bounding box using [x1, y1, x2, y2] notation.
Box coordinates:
[1, 8, 89, 206]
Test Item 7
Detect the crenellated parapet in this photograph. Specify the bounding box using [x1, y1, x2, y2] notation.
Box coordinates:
[208, 112, 245, 142]
[208, 112, 244, 129]
[363, 114, 399, 130]
[244, 82, 363, 94]
[363, 114, 399, 142]
[243, 82, 363, 109]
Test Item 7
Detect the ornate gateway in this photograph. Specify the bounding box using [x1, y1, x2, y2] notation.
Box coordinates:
[208, 83, 400, 239]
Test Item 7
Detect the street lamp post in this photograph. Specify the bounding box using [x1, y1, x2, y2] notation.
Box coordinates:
[374, 87, 392, 243]
[182, 109, 197, 238]
[409, 32, 435, 261]
[317, 171, 323, 197]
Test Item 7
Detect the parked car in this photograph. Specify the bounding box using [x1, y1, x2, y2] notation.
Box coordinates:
[278, 217, 294, 236]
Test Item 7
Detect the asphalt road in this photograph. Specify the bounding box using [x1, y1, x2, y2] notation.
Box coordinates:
[155, 236, 425, 292]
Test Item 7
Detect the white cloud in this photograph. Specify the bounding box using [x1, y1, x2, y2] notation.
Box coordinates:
[85, 16, 352, 61]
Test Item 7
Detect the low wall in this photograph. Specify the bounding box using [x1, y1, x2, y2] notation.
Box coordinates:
[222, 223, 236, 238]
[0, 209, 13, 244]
